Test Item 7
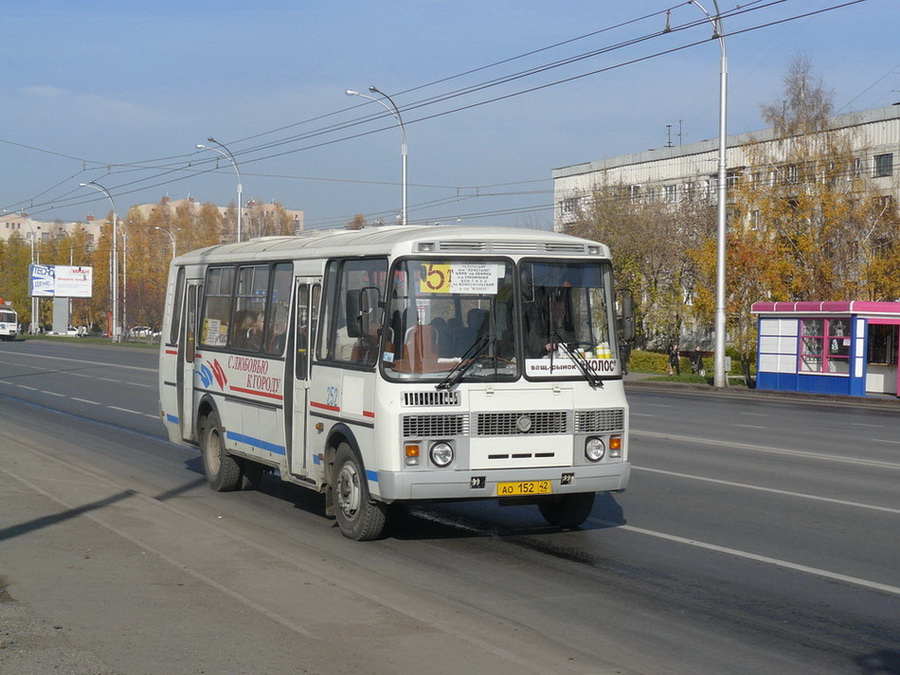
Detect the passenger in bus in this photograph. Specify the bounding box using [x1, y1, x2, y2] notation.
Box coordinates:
[236, 311, 264, 351]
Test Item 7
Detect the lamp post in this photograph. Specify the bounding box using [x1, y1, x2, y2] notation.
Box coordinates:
[154, 226, 177, 259]
[197, 138, 243, 242]
[346, 86, 408, 225]
[22, 213, 39, 334]
[80, 181, 119, 341]
[691, 0, 728, 388]
[60, 230, 74, 330]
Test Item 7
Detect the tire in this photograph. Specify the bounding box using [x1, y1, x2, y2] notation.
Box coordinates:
[331, 443, 387, 541]
[538, 492, 596, 529]
[200, 411, 242, 492]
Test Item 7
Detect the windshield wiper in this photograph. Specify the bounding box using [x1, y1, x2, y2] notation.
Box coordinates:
[436, 335, 493, 390]
[553, 331, 602, 389]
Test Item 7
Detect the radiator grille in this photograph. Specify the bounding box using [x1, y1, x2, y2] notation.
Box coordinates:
[476, 411, 569, 436]
[403, 390, 460, 407]
[402, 414, 468, 438]
[575, 409, 625, 433]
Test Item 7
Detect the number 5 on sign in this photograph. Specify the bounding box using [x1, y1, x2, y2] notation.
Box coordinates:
[419, 263, 452, 293]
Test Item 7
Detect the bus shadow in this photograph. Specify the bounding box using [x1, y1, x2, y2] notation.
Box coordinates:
[387, 491, 626, 541]
[184, 457, 626, 542]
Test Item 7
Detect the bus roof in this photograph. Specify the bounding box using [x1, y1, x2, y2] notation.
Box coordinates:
[173, 225, 610, 266]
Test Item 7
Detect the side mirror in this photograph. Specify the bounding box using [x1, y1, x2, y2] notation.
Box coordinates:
[617, 289, 635, 342]
[346, 287, 381, 338]
[345, 291, 362, 338]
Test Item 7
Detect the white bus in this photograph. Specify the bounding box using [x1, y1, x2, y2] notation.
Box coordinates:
[159, 226, 632, 539]
[0, 302, 17, 340]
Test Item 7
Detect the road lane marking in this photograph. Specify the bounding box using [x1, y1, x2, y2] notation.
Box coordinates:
[735, 424, 766, 429]
[599, 521, 900, 598]
[109, 406, 148, 416]
[71, 397, 101, 405]
[41, 391, 66, 397]
[852, 422, 885, 428]
[67, 372, 154, 388]
[0, 351, 155, 373]
[633, 429, 900, 470]
[633, 466, 900, 515]
[872, 438, 900, 445]
[17, 385, 39, 391]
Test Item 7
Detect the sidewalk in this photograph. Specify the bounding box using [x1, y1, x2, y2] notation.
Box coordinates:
[622, 369, 900, 407]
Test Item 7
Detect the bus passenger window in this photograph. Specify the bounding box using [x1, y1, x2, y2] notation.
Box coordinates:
[230, 265, 269, 352]
[200, 266, 234, 348]
[264, 263, 292, 356]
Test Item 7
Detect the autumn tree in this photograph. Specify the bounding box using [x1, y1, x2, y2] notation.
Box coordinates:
[0, 235, 32, 325]
[346, 214, 366, 231]
[689, 54, 900, 376]
[569, 182, 714, 348]
[736, 54, 899, 301]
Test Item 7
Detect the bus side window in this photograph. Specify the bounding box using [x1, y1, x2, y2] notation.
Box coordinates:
[169, 267, 185, 346]
[264, 263, 292, 356]
[296, 284, 310, 380]
[230, 265, 269, 352]
[200, 267, 234, 348]
[321, 258, 387, 366]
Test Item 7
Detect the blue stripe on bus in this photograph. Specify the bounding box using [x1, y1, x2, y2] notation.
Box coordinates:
[225, 431, 286, 456]
[165, 413, 179, 424]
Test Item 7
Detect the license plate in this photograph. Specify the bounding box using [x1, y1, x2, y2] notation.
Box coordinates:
[497, 480, 552, 496]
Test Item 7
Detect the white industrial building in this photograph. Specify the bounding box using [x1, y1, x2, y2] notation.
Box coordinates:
[552, 104, 900, 231]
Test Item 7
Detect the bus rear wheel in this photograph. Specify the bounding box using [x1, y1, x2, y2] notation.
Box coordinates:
[331, 443, 387, 541]
[201, 411, 242, 492]
[538, 492, 596, 529]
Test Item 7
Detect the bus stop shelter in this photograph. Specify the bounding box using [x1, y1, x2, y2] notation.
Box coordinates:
[752, 301, 900, 398]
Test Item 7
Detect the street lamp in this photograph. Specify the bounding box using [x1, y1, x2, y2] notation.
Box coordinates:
[80, 181, 120, 341]
[197, 138, 243, 242]
[60, 230, 74, 331]
[690, 0, 728, 388]
[346, 86, 408, 225]
[154, 226, 177, 259]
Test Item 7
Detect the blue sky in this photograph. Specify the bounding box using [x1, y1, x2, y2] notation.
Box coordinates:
[2, 0, 898, 231]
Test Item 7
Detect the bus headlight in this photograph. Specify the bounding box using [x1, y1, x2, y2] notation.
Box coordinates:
[585, 437, 606, 462]
[429, 441, 454, 467]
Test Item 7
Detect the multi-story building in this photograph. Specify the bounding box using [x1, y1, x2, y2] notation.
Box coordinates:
[131, 196, 305, 238]
[552, 104, 899, 231]
[1, 197, 305, 250]
[0, 212, 104, 252]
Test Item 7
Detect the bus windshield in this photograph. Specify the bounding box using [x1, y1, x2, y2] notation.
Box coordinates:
[382, 258, 618, 382]
[383, 259, 517, 380]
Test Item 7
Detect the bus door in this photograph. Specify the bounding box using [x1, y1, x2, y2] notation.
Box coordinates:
[179, 282, 200, 442]
[289, 278, 320, 477]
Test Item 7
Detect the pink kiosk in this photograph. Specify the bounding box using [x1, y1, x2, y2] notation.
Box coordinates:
[752, 301, 900, 398]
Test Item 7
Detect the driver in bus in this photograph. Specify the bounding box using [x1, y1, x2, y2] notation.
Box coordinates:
[526, 290, 574, 357]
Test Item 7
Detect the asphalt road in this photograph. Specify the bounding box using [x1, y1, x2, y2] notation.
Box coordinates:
[1, 338, 898, 674]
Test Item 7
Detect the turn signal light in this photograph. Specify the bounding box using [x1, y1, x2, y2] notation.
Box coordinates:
[609, 435, 622, 458]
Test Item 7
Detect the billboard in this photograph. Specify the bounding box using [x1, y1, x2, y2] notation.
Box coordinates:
[30, 265, 93, 298]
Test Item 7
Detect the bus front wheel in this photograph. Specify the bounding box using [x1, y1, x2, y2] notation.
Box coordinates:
[331, 443, 387, 541]
[201, 411, 242, 492]
[538, 492, 596, 529]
